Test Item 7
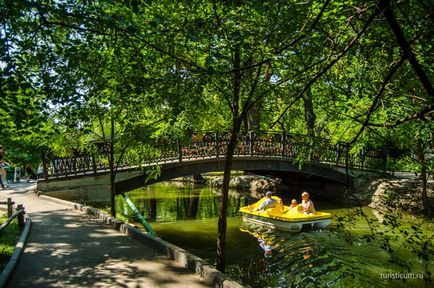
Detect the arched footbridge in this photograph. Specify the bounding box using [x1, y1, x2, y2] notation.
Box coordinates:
[38, 132, 386, 197]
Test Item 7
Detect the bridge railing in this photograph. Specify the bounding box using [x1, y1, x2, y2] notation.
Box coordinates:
[41, 131, 387, 179]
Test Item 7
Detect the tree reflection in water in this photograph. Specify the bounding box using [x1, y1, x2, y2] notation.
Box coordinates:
[116, 183, 248, 222]
[103, 183, 432, 288]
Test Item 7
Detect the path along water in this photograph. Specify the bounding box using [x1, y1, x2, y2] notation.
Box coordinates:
[0, 182, 210, 288]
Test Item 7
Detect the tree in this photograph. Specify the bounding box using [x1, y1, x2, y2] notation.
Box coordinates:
[2, 0, 432, 274]
[129, 0, 336, 271]
[1, 0, 173, 216]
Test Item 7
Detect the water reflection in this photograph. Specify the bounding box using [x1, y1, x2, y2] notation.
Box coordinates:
[117, 183, 247, 222]
[236, 222, 347, 287]
[240, 223, 275, 258]
[86, 182, 431, 288]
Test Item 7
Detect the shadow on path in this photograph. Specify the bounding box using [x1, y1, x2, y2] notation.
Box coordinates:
[1, 183, 209, 288]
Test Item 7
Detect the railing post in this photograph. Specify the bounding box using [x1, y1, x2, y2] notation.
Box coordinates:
[41, 148, 49, 180]
[17, 204, 25, 229]
[345, 144, 350, 170]
[177, 141, 183, 163]
[215, 132, 219, 159]
[281, 133, 286, 158]
[82, 155, 87, 174]
[335, 143, 340, 165]
[7, 198, 12, 217]
[383, 151, 388, 173]
[249, 131, 254, 157]
[73, 157, 77, 175]
[122, 193, 157, 237]
[92, 155, 97, 174]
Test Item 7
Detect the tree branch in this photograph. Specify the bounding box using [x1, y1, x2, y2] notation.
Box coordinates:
[367, 104, 434, 128]
[270, 7, 380, 129]
[348, 55, 406, 145]
[379, 0, 434, 100]
[222, 0, 332, 74]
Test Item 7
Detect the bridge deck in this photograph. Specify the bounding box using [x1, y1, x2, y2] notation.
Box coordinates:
[41, 131, 386, 181]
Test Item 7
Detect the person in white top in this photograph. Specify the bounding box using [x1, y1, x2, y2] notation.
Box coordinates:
[254, 191, 277, 211]
[301, 192, 315, 214]
[37, 163, 44, 179]
[0, 146, 9, 189]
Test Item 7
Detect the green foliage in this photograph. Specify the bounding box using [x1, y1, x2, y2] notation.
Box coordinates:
[2, 0, 432, 166]
[1, 0, 433, 276]
[333, 207, 433, 285]
[0, 215, 21, 268]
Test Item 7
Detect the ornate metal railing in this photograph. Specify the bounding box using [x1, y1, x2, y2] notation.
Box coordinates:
[41, 131, 387, 179]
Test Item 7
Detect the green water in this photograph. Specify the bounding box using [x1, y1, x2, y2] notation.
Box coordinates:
[96, 182, 432, 288]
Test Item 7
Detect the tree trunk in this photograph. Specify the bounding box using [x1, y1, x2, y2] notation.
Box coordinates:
[216, 120, 242, 272]
[149, 198, 157, 221]
[109, 116, 116, 217]
[243, 104, 260, 131]
[379, 0, 434, 98]
[303, 89, 316, 138]
[415, 138, 429, 214]
[216, 44, 242, 272]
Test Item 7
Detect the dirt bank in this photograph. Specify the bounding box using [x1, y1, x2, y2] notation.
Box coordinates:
[368, 178, 434, 216]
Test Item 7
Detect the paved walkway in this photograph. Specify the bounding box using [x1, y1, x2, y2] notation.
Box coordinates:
[0, 182, 210, 287]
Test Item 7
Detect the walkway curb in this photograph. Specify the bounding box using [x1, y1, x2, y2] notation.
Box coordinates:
[38, 195, 81, 210]
[38, 194, 243, 288]
[0, 217, 32, 288]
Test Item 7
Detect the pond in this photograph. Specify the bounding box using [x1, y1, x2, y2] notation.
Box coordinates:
[91, 182, 432, 288]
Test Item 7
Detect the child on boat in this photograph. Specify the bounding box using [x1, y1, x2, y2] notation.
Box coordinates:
[289, 199, 298, 209]
[301, 192, 315, 214]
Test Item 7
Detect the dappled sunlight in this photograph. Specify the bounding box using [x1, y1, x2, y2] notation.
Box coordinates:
[6, 206, 210, 287]
[63, 223, 81, 228]
[50, 248, 79, 258]
[86, 232, 123, 239]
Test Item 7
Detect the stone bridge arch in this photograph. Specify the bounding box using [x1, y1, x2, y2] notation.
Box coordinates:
[115, 157, 349, 194]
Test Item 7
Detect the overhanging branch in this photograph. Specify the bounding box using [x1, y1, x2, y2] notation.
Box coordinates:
[222, 0, 332, 74]
[379, 0, 434, 100]
[368, 104, 434, 128]
[348, 55, 406, 145]
[269, 7, 380, 129]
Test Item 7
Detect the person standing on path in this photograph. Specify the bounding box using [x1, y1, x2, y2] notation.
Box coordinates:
[0, 167, 6, 190]
[0, 146, 8, 189]
[37, 163, 44, 179]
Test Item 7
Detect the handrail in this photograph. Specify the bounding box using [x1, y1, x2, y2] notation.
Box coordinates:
[0, 209, 25, 235]
[41, 131, 387, 179]
[0, 198, 15, 217]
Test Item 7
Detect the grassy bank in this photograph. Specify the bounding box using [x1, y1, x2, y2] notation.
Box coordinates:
[0, 214, 21, 271]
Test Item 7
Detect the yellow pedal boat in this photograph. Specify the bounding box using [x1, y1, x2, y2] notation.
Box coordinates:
[239, 196, 332, 232]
